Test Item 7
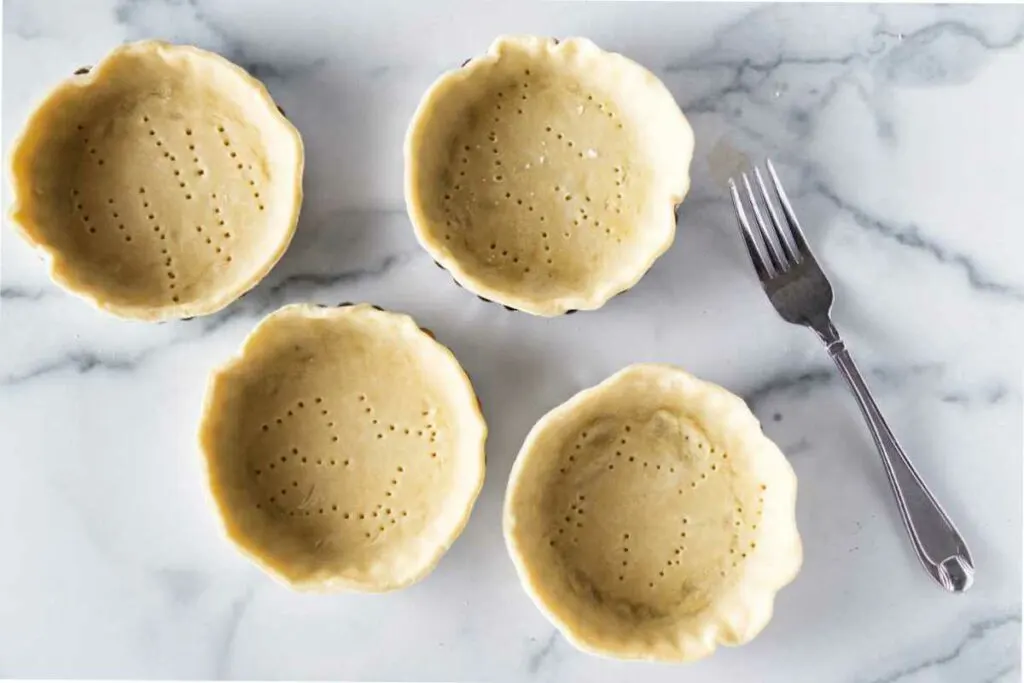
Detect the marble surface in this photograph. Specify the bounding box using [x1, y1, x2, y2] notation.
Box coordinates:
[1, 2, 1021, 681]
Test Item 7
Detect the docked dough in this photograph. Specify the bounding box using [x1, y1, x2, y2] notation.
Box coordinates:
[9, 40, 303, 320]
[406, 36, 694, 315]
[200, 304, 486, 592]
[504, 364, 801, 660]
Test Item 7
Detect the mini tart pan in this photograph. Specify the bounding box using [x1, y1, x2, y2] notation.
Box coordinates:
[504, 364, 801, 661]
[8, 40, 304, 321]
[405, 36, 694, 316]
[199, 303, 487, 592]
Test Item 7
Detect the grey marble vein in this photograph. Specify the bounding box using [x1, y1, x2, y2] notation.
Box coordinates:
[744, 366, 835, 410]
[114, 0, 327, 83]
[0, 285, 48, 302]
[861, 612, 1021, 683]
[0, 349, 142, 386]
[981, 664, 1019, 683]
[212, 586, 255, 679]
[740, 361, 1000, 411]
[665, 7, 1024, 162]
[526, 630, 560, 676]
[877, 19, 1024, 81]
[742, 360, 1016, 445]
[815, 182, 1024, 302]
[262, 252, 414, 302]
[941, 384, 1009, 407]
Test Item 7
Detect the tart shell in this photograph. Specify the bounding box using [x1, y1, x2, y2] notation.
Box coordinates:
[199, 303, 487, 592]
[504, 363, 801, 660]
[405, 36, 694, 316]
[8, 40, 304, 321]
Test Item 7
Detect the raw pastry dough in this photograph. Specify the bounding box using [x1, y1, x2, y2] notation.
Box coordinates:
[504, 364, 801, 661]
[199, 303, 486, 592]
[405, 36, 694, 316]
[9, 40, 303, 321]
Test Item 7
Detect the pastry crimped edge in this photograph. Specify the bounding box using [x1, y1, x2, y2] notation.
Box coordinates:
[7, 40, 304, 322]
[198, 303, 488, 592]
[404, 35, 694, 316]
[503, 363, 802, 661]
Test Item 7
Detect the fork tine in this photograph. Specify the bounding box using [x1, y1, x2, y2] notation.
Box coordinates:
[753, 166, 799, 264]
[741, 173, 786, 273]
[728, 178, 773, 282]
[765, 159, 814, 259]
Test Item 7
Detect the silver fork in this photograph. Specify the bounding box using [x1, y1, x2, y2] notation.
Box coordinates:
[728, 160, 974, 593]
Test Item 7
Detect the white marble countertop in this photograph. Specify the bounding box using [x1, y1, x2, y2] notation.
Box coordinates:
[1, 2, 1021, 681]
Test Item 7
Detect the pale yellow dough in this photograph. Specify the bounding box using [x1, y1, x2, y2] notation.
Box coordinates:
[504, 364, 801, 661]
[405, 36, 694, 316]
[9, 40, 303, 321]
[199, 304, 486, 592]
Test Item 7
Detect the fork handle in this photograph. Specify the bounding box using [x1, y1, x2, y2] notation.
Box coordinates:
[816, 322, 975, 593]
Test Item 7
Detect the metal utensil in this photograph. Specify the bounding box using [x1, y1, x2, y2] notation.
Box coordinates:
[728, 159, 974, 593]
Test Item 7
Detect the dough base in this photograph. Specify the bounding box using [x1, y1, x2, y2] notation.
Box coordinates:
[406, 36, 693, 315]
[504, 364, 801, 661]
[200, 304, 487, 592]
[9, 41, 303, 320]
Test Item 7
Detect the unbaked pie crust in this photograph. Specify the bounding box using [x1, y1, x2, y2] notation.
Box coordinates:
[405, 36, 694, 316]
[504, 364, 801, 660]
[9, 40, 303, 321]
[199, 303, 487, 592]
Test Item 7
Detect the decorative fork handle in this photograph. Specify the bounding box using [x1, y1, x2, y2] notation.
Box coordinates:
[815, 321, 975, 592]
